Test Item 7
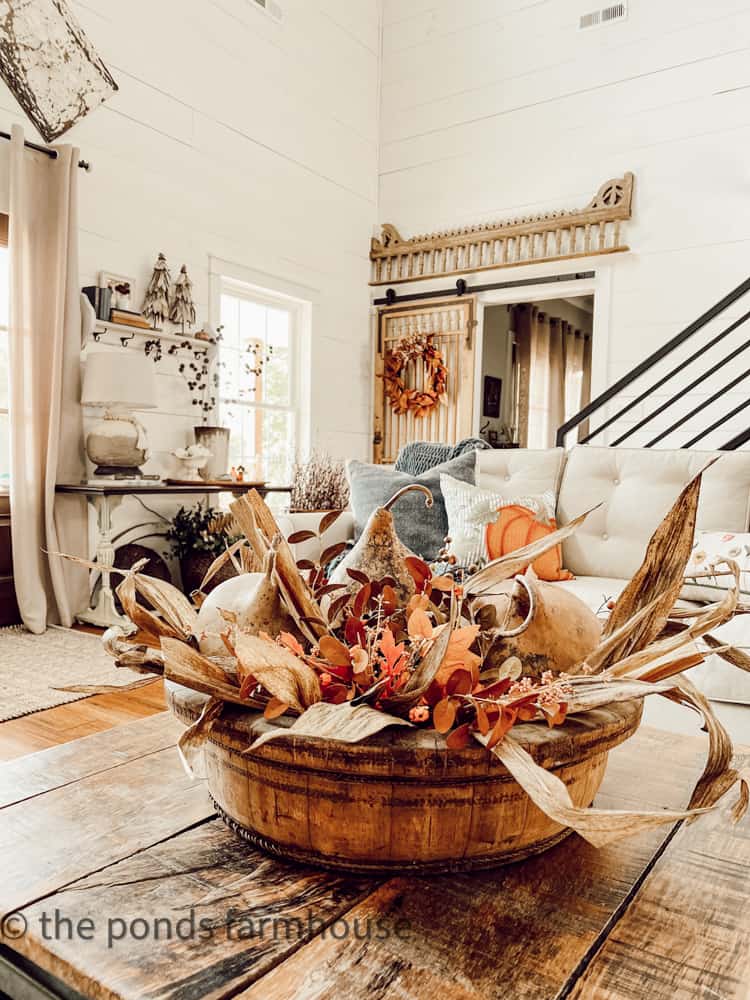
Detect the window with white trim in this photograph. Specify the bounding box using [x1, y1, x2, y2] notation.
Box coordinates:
[218, 280, 301, 486]
[0, 244, 8, 487]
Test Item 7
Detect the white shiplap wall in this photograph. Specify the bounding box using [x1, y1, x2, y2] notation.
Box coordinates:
[379, 0, 750, 449]
[0, 0, 380, 553]
[1, 0, 380, 472]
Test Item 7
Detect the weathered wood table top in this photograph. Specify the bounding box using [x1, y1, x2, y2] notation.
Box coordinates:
[0, 711, 747, 1000]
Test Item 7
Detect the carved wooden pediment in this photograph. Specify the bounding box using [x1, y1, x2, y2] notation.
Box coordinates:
[370, 173, 634, 285]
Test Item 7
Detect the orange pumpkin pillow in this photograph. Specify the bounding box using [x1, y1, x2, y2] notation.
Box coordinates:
[485, 504, 573, 582]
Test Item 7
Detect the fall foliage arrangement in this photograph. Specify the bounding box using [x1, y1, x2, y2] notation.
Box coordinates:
[81, 465, 750, 855]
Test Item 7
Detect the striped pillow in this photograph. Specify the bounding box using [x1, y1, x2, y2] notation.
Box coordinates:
[441, 473, 556, 571]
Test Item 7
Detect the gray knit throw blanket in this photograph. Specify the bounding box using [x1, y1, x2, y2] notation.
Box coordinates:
[394, 437, 490, 477]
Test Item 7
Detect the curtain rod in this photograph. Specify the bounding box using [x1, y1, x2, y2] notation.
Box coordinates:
[0, 130, 92, 172]
[372, 270, 596, 306]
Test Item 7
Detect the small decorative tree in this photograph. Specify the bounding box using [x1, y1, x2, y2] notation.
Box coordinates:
[169, 264, 196, 333]
[142, 253, 171, 329]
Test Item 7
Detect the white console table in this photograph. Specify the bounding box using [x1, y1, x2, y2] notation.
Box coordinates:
[56, 481, 290, 629]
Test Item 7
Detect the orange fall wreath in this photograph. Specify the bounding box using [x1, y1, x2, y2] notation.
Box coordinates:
[383, 334, 449, 418]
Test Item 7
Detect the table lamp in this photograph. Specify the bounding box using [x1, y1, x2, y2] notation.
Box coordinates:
[81, 350, 158, 476]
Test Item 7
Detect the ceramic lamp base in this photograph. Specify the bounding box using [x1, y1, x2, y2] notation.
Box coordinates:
[86, 411, 148, 477]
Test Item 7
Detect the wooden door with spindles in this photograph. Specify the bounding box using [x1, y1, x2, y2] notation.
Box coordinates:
[373, 298, 476, 464]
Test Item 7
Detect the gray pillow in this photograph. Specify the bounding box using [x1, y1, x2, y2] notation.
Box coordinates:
[347, 451, 477, 561]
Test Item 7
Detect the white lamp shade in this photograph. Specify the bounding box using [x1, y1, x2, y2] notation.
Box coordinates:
[82, 350, 158, 409]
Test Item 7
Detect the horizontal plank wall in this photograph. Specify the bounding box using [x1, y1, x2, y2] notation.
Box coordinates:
[0, 0, 379, 470]
[379, 0, 750, 448]
[0, 0, 380, 565]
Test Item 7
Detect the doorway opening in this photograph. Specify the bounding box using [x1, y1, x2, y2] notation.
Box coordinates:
[478, 295, 593, 449]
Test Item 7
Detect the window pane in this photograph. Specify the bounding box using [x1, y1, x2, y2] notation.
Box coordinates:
[263, 309, 290, 407]
[219, 294, 240, 349]
[221, 404, 294, 485]
[218, 347, 241, 400]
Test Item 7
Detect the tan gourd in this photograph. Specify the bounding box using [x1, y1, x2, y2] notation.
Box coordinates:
[329, 484, 433, 602]
[475, 572, 601, 677]
[196, 550, 298, 656]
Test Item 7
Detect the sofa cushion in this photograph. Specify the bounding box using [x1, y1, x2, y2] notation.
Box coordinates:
[347, 450, 476, 560]
[557, 446, 750, 580]
[441, 472, 557, 571]
[476, 447, 566, 498]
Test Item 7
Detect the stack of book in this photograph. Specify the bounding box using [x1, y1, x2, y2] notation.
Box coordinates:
[82, 286, 152, 329]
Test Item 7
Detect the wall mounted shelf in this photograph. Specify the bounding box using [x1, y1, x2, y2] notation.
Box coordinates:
[86, 321, 219, 353]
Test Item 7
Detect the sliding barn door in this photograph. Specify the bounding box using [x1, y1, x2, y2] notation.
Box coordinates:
[373, 298, 476, 464]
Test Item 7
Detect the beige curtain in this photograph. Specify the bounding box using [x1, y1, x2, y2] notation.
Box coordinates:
[514, 307, 593, 448]
[8, 125, 88, 633]
[579, 334, 592, 441]
[515, 306, 566, 448]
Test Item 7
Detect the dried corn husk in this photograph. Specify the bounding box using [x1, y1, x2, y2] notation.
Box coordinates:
[102, 626, 165, 675]
[232, 632, 320, 712]
[231, 492, 328, 643]
[601, 467, 709, 663]
[199, 538, 253, 592]
[248, 700, 412, 752]
[161, 637, 261, 708]
[702, 631, 750, 675]
[605, 575, 738, 679]
[483, 733, 717, 848]
[177, 697, 224, 777]
[54, 678, 159, 695]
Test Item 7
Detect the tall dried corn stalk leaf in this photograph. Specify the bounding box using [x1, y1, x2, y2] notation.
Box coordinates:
[249, 700, 412, 752]
[131, 574, 197, 639]
[606, 576, 738, 679]
[229, 496, 267, 566]
[102, 627, 165, 675]
[465, 506, 599, 598]
[666, 676, 744, 813]
[231, 491, 328, 641]
[484, 733, 716, 848]
[702, 632, 750, 675]
[199, 539, 251, 592]
[116, 573, 180, 639]
[161, 638, 264, 709]
[178, 697, 224, 777]
[600, 469, 707, 664]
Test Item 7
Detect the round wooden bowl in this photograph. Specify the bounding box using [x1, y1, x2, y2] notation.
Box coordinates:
[167, 682, 642, 873]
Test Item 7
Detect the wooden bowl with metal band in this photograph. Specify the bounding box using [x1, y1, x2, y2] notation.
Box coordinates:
[167, 681, 642, 874]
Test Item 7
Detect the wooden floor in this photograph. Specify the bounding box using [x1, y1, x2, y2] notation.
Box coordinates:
[0, 625, 167, 762]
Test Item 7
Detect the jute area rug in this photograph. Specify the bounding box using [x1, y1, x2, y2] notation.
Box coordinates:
[0, 625, 152, 721]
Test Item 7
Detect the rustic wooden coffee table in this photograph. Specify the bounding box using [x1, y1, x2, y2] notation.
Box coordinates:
[0, 712, 747, 1000]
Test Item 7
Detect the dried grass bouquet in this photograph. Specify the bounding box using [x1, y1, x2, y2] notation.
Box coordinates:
[289, 451, 349, 512]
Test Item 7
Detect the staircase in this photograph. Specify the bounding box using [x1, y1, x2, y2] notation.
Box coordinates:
[557, 277, 750, 450]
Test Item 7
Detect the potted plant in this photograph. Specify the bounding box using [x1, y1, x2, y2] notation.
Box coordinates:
[166, 503, 241, 595]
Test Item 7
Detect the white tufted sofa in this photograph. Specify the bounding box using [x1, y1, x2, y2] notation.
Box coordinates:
[281, 446, 750, 705]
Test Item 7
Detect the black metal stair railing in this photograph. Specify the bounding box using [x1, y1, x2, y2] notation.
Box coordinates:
[556, 276, 750, 449]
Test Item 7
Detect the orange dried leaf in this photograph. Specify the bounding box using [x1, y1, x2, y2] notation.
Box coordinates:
[264, 697, 290, 720]
[407, 607, 433, 639]
[433, 697, 457, 734]
[319, 635, 351, 667]
[446, 723, 472, 749]
[446, 668, 473, 696]
[487, 707, 518, 749]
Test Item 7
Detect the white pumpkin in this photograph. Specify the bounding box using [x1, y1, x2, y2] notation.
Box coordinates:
[196, 573, 265, 656]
